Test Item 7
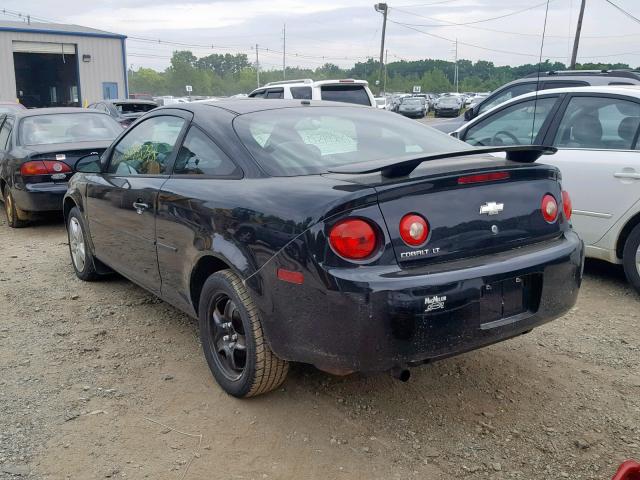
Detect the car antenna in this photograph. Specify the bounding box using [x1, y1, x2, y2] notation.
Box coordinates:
[531, 0, 551, 145]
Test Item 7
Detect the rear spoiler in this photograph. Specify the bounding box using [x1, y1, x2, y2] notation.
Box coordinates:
[328, 145, 557, 178]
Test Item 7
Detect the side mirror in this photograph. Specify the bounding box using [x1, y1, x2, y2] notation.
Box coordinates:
[464, 108, 475, 121]
[75, 153, 102, 173]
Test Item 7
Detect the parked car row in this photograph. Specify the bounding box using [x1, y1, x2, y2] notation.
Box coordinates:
[1, 98, 583, 399]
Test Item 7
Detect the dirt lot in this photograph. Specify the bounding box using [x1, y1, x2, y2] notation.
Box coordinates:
[0, 216, 638, 480]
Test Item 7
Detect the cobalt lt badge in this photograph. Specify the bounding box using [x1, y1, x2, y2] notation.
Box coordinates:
[480, 201, 504, 216]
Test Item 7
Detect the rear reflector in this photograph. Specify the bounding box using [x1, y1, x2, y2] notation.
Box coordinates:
[20, 160, 71, 176]
[277, 268, 304, 285]
[458, 172, 510, 185]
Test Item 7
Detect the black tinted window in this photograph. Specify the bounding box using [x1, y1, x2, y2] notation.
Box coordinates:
[290, 87, 312, 100]
[0, 118, 10, 149]
[265, 89, 284, 99]
[249, 90, 266, 98]
[320, 85, 371, 106]
[174, 127, 240, 177]
[479, 83, 537, 114]
[543, 81, 587, 89]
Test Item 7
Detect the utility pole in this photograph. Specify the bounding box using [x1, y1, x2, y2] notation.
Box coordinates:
[383, 49, 388, 95]
[374, 3, 388, 95]
[454, 39, 459, 93]
[282, 24, 286, 80]
[255, 44, 260, 87]
[570, 0, 586, 69]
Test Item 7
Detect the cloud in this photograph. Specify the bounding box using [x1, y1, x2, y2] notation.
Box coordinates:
[2, 0, 639, 70]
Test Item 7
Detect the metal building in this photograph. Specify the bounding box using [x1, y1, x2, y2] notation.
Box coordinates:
[0, 20, 127, 108]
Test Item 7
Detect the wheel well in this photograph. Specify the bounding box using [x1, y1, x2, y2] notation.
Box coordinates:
[616, 211, 640, 259]
[190, 256, 232, 315]
[63, 197, 77, 222]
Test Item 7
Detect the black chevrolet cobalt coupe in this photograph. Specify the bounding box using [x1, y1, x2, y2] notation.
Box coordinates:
[64, 100, 583, 397]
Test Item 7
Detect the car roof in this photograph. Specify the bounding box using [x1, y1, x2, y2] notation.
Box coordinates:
[102, 99, 158, 105]
[157, 99, 371, 115]
[511, 85, 640, 100]
[12, 107, 110, 118]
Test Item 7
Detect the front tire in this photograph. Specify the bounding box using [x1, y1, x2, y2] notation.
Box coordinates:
[67, 207, 99, 281]
[3, 188, 27, 228]
[199, 270, 289, 398]
[622, 223, 640, 294]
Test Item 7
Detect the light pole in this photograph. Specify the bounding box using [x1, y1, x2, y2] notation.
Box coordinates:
[374, 3, 388, 96]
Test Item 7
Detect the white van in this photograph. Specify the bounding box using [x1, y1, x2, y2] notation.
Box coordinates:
[248, 79, 375, 107]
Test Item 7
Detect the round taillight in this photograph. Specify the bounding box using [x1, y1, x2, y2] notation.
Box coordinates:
[329, 218, 377, 260]
[562, 190, 572, 221]
[399, 214, 429, 246]
[541, 194, 558, 223]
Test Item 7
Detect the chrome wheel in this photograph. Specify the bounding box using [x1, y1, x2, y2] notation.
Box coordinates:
[208, 293, 247, 381]
[636, 245, 640, 277]
[69, 217, 86, 272]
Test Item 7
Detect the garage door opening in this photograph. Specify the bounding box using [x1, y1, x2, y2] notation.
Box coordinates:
[13, 41, 80, 108]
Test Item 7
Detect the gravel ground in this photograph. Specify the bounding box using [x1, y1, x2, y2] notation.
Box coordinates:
[0, 215, 639, 480]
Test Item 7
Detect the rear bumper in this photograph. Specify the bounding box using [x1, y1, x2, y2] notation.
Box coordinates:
[12, 182, 67, 212]
[259, 232, 584, 372]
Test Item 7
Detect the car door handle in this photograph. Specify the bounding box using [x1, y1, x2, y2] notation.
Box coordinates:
[614, 172, 640, 180]
[133, 201, 149, 214]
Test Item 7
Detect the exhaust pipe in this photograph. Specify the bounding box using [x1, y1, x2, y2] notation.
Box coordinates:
[391, 366, 411, 382]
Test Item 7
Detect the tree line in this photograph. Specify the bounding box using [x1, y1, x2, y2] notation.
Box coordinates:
[128, 50, 637, 97]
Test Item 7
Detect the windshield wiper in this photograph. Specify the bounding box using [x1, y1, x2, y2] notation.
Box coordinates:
[328, 145, 557, 178]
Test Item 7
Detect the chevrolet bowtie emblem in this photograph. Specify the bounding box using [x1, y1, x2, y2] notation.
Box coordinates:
[480, 202, 504, 215]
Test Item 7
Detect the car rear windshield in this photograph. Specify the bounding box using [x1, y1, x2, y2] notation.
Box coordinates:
[114, 103, 156, 114]
[402, 98, 422, 105]
[320, 85, 371, 106]
[438, 97, 460, 105]
[20, 113, 122, 146]
[234, 106, 468, 176]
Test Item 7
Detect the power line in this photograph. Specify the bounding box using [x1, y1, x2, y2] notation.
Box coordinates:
[393, 0, 556, 27]
[603, 0, 640, 24]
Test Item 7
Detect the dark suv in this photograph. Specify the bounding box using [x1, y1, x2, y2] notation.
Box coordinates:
[432, 69, 640, 133]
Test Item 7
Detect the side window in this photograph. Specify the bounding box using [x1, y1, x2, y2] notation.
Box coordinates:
[108, 116, 185, 175]
[174, 127, 240, 177]
[542, 81, 587, 90]
[478, 83, 537, 114]
[1, 118, 13, 150]
[265, 89, 284, 99]
[0, 118, 9, 150]
[464, 97, 558, 146]
[553, 96, 640, 150]
[290, 86, 312, 100]
[249, 90, 266, 98]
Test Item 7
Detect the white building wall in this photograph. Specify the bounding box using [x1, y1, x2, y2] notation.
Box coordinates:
[0, 30, 126, 105]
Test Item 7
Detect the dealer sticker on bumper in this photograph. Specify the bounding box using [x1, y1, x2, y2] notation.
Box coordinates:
[425, 295, 447, 312]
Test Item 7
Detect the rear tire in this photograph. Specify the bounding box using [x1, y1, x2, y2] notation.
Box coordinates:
[3, 188, 27, 228]
[623, 223, 640, 294]
[67, 206, 99, 281]
[198, 270, 289, 398]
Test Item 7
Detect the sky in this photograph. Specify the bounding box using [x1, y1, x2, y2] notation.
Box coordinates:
[2, 0, 639, 71]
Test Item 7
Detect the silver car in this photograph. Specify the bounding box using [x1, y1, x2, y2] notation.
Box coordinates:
[453, 85, 640, 292]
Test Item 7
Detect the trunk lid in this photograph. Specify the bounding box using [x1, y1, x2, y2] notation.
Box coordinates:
[327, 156, 565, 266]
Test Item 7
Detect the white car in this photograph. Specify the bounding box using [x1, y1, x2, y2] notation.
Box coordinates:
[248, 78, 376, 107]
[453, 86, 640, 292]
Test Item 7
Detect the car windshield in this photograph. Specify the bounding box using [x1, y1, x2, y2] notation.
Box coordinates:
[438, 97, 460, 105]
[234, 106, 469, 176]
[20, 113, 122, 146]
[403, 98, 422, 105]
[114, 102, 156, 114]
